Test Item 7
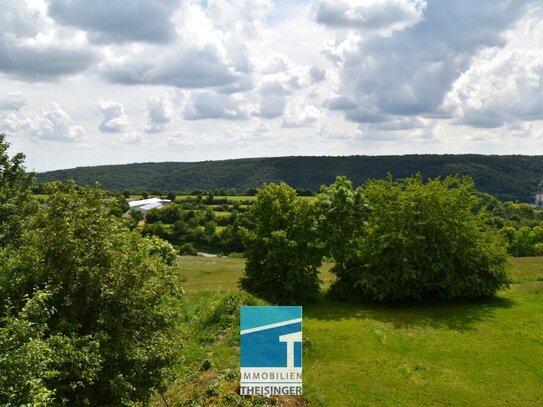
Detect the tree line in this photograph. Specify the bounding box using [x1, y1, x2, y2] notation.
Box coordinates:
[240, 176, 510, 304]
[36, 154, 543, 202]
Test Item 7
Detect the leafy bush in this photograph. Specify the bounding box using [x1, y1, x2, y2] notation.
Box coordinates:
[239, 182, 324, 304]
[0, 134, 37, 249]
[315, 176, 369, 279]
[179, 242, 198, 256]
[0, 182, 181, 405]
[335, 175, 510, 301]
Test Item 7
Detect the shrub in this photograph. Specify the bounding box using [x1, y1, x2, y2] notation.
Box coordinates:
[180, 242, 198, 256]
[315, 176, 369, 279]
[239, 183, 324, 304]
[0, 134, 38, 249]
[335, 175, 510, 301]
[0, 182, 181, 405]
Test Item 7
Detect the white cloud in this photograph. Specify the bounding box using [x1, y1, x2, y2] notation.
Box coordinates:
[0, 1, 97, 80]
[97, 99, 130, 133]
[0, 102, 86, 141]
[47, 0, 181, 43]
[312, 0, 427, 36]
[320, 0, 536, 129]
[145, 96, 172, 133]
[0, 93, 26, 110]
[183, 91, 249, 120]
[444, 9, 543, 128]
[254, 81, 292, 119]
[309, 65, 326, 83]
[0, 0, 542, 170]
[281, 100, 321, 128]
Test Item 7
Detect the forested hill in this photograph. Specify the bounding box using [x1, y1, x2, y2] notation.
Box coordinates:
[37, 155, 543, 202]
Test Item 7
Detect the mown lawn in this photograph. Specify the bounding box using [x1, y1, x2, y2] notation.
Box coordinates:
[158, 256, 543, 406]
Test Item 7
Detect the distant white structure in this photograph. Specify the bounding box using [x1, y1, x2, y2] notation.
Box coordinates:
[536, 191, 543, 208]
[128, 197, 171, 214]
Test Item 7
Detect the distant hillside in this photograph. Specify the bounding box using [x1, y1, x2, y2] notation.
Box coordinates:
[37, 155, 543, 202]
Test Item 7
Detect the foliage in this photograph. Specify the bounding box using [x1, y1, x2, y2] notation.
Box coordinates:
[36, 154, 543, 202]
[141, 198, 253, 255]
[0, 134, 38, 249]
[179, 242, 197, 256]
[0, 182, 181, 406]
[504, 226, 543, 256]
[336, 175, 510, 301]
[315, 176, 369, 277]
[239, 183, 324, 304]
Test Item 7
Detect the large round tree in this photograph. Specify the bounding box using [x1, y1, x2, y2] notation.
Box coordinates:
[336, 175, 510, 301]
[239, 182, 324, 304]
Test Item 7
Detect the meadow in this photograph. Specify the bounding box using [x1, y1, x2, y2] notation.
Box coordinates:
[155, 256, 543, 406]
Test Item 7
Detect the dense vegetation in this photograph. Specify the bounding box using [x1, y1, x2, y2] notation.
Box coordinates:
[0, 137, 181, 406]
[137, 195, 254, 256]
[239, 183, 324, 304]
[340, 176, 510, 301]
[2, 132, 543, 405]
[37, 154, 543, 202]
[0, 134, 37, 248]
[240, 176, 510, 303]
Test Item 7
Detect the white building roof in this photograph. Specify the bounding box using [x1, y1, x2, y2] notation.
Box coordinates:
[128, 198, 171, 209]
[139, 202, 164, 211]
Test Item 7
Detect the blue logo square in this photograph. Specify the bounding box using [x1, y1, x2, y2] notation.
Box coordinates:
[240, 306, 302, 368]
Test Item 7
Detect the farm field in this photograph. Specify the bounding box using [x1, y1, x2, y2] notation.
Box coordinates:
[158, 256, 543, 406]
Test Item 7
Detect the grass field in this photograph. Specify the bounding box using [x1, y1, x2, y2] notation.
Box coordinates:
[159, 256, 543, 406]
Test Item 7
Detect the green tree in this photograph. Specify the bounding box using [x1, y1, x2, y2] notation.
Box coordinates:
[179, 242, 197, 256]
[338, 175, 510, 301]
[315, 176, 369, 279]
[0, 134, 37, 248]
[0, 182, 180, 405]
[239, 183, 324, 304]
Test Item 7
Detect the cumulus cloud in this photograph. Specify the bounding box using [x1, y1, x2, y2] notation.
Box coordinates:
[309, 66, 326, 83]
[0, 0, 97, 80]
[326, 95, 357, 110]
[99, 1, 257, 91]
[254, 81, 291, 119]
[447, 50, 543, 127]
[0, 102, 86, 141]
[97, 99, 130, 133]
[312, 0, 427, 35]
[0, 40, 96, 80]
[444, 9, 543, 128]
[261, 55, 290, 75]
[320, 0, 535, 129]
[144, 96, 173, 133]
[207, 0, 274, 37]
[0, 93, 26, 110]
[183, 91, 249, 120]
[102, 44, 244, 89]
[281, 101, 320, 128]
[47, 0, 181, 43]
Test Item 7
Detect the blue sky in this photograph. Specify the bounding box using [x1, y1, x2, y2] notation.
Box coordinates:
[1, 0, 542, 171]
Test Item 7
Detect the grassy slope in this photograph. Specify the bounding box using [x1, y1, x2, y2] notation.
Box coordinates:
[158, 257, 543, 406]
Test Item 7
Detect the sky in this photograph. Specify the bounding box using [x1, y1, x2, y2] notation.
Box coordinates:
[1, 0, 543, 172]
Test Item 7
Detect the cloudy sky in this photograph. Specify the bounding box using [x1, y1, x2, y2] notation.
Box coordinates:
[1, 0, 543, 171]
